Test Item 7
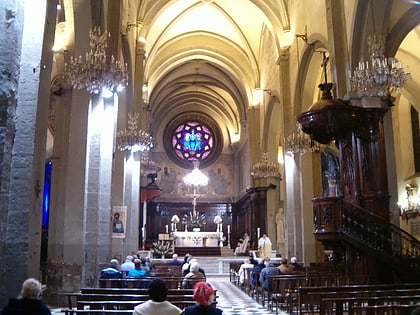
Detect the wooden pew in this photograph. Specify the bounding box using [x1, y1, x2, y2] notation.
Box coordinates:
[98, 276, 187, 289]
[61, 287, 217, 315]
[267, 274, 307, 314]
[80, 288, 193, 295]
[298, 283, 420, 314]
[351, 303, 420, 314]
[320, 293, 420, 315]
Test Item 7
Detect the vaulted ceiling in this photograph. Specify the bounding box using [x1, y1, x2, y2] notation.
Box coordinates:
[135, 0, 289, 149]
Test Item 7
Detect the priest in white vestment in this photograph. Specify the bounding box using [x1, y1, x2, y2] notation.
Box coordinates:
[258, 234, 272, 258]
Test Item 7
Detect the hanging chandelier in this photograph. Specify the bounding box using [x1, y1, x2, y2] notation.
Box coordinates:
[116, 113, 155, 152]
[183, 161, 208, 218]
[183, 161, 209, 187]
[285, 123, 320, 156]
[63, 27, 128, 94]
[351, 34, 409, 97]
[251, 153, 281, 179]
[140, 151, 161, 176]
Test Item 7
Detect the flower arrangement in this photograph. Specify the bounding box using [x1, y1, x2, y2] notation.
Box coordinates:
[152, 240, 172, 256]
[183, 211, 206, 228]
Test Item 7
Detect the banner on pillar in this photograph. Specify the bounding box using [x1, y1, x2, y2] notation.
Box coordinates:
[112, 206, 127, 239]
[140, 188, 161, 203]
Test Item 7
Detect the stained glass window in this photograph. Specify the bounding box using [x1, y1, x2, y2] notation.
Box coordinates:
[171, 121, 214, 162]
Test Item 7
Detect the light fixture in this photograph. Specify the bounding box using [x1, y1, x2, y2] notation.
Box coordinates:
[252, 88, 271, 105]
[284, 123, 320, 156]
[397, 184, 420, 222]
[280, 29, 293, 49]
[116, 112, 155, 152]
[251, 152, 281, 179]
[295, 25, 308, 43]
[183, 161, 208, 227]
[140, 151, 161, 176]
[63, 27, 128, 94]
[183, 161, 209, 187]
[351, 34, 409, 97]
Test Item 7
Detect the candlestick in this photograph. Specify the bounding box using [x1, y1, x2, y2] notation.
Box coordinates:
[227, 225, 230, 234]
[165, 225, 169, 234]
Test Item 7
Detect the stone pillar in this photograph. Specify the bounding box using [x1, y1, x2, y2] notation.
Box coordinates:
[84, 95, 116, 283]
[0, 0, 54, 305]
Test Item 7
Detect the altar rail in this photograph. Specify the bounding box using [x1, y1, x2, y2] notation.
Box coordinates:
[174, 246, 221, 257]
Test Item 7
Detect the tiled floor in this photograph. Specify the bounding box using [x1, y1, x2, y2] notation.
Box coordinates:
[207, 275, 288, 315]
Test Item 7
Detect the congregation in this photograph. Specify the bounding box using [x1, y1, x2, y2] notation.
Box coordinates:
[2, 251, 420, 315]
[99, 252, 207, 290]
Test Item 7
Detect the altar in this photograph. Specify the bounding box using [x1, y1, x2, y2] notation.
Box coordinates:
[173, 231, 223, 247]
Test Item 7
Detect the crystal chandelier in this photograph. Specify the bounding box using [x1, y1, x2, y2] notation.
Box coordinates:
[183, 161, 209, 187]
[285, 123, 320, 156]
[116, 113, 155, 152]
[351, 34, 409, 97]
[251, 153, 281, 179]
[183, 161, 208, 217]
[63, 27, 128, 94]
[140, 151, 161, 176]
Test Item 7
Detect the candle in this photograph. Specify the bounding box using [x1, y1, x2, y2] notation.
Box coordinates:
[227, 225, 230, 233]
[165, 225, 169, 234]
[142, 227, 145, 238]
[257, 227, 260, 239]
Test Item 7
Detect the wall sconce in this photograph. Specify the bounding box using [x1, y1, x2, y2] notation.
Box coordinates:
[280, 29, 293, 49]
[142, 82, 148, 103]
[230, 130, 240, 143]
[277, 145, 284, 164]
[252, 88, 271, 105]
[397, 184, 420, 222]
[296, 25, 308, 43]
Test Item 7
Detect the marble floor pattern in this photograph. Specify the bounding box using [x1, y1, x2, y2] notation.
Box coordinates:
[207, 275, 289, 315]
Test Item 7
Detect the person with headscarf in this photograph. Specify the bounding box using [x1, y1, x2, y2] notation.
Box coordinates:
[1, 278, 51, 315]
[132, 279, 182, 315]
[181, 282, 222, 315]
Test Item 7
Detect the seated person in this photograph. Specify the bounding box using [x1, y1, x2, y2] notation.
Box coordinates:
[250, 257, 267, 287]
[238, 258, 254, 288]
[278, 257, 295, 274]
[182, 258, 206, 277]
[127, 259, 147, 278]
[234, 233, 250, 255]
[120, 255, 135, 276]
[290, 256, 304, 271]
[133, 279, 181, 315]
[167, 253, 183, 266]
[1, 278, 50, 315]
[259, 262, 280, 291]
[100, 259, 123, 279]
[182, 262, 205, 289]
[143, 257, 156, 272]
[181, 282, 222, 315]
[249, 252, 258, 265]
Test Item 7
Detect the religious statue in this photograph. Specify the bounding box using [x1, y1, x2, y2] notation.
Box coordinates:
[275, 208, 285, 255]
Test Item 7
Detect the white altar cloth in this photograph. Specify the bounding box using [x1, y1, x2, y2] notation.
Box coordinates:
[173, 231, 223, 247]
